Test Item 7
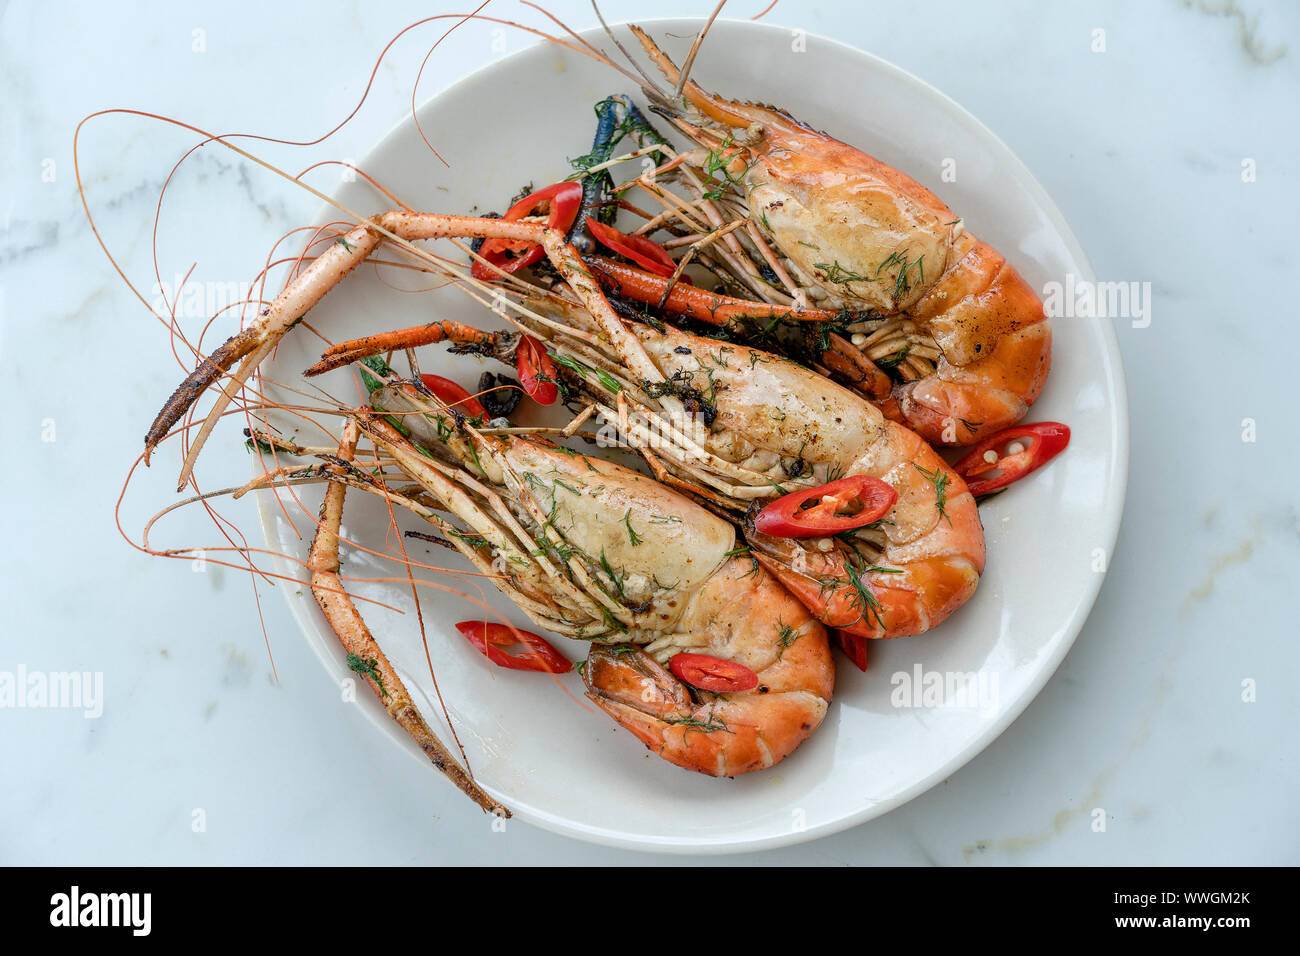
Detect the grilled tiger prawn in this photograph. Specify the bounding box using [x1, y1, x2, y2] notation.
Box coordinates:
[315, 275, 985, 644]
[590, 26, 1052, 447]
[147, 199, 978, 795]
[533, 312, 988, 643]
[321, 371, 835, 779]
[143, 206, 839, 789]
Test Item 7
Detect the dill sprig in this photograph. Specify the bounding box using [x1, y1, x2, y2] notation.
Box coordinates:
[623, 509, 643, 546]
[700, 134, 754, 200]
[913, 463, 952, 525]
[842, 562, 886, 632]
[875, 346, 910, 370]
[553, 477, 583, 496]
[776, 621, 799, 660]
[813, 260, 870, 285]
[814, 248, 925, 301]
[598, 548, 625, 598]
[725, 545, 761, 577]
[244, 435, 276, 456]
[550, 350, 622, 394]
[664, 714, 732, 734]
[346, 654, 389, 699]
[446, 529, 491, 550]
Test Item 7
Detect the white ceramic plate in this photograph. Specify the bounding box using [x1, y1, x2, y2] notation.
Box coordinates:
[257, 18, 1127, 853]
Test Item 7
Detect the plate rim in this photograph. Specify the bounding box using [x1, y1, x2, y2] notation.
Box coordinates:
[257, 15, 1130, 855]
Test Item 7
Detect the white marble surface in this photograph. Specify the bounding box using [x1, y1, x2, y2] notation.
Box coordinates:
[1, 0, 1296, 864]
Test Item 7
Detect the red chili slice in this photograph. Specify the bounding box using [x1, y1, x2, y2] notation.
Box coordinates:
[471, 181, 583, 281]
[454, 621, 571, 673]
[669, 653, 759, 693]
[419, 374, 487, 420]
[515, 335, 558, 406]
[753, 475, 898, 539]
[585, 217, 679, 278]
[952, 422, 1071, 497]
[836, 630, 869, 672]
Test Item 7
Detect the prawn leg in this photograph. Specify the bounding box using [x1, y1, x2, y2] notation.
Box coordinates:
[587, 255, 893, 399]
[307, 420, 508, 816]
[148, 211, 668, 489]
[586, 254, 852, 327]
[306, 320, 510, 377]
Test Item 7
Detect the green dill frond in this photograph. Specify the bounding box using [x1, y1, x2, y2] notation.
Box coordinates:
[346, 654, 389, 699]
[913, 463, 952, 525]
[663, 714, 732, 734]
[623, 509, 643, 546]
[776, 621, 799, 660]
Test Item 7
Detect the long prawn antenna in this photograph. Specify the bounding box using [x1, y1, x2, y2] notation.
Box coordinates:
[588, 0, 673, 107]
[673, 0, 728, 99]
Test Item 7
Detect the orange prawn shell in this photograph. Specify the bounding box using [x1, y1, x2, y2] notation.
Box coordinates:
[750, 425, 985, 641]
[631, 24, 1054, 445]
[747, 133, 1053, 444]
[745, 118, 958, 314]
[584, 556, 834, 777]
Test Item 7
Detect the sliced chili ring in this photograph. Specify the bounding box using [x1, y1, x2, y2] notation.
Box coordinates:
[836, 630, 869, 672]
[952, 422, 1071, 497]
[753, 475, 898, 539]
[515, 335, 558, 406]
[471, 181, 583, 281]
[668, 652, 759, 693]
[585, 217, 679, 278]
[454, 620, 571, 673]
[419, 374, 487, 420]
